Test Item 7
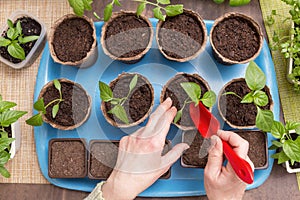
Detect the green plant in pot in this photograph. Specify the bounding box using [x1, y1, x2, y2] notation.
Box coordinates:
[0, 94, 27, 178]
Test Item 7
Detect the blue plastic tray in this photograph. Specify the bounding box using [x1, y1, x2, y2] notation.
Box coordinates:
[34, 19, 280, 197]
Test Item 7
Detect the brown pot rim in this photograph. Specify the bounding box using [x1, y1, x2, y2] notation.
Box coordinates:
[100, 11, 153, 63]
[38, 78, 92, 130]
[160, 72, 212, 131]
[48, 14, 97, 66]
[209, 12, 263, 65]
[156, 9, 207, 62]
[217, 78, 274, 129]
[101, 72, 155, 128]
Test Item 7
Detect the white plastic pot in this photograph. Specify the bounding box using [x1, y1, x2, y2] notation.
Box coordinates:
[9, 121, 21, 159]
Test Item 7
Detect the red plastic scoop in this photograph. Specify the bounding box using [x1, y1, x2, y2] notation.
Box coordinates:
[189, 102, 254, 184]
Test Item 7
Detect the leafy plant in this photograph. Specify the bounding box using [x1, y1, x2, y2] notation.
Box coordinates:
[212, 0, 251, 6]
[269, 120, 300, 165]
[68, 0, 93, 17]
[0, 19, 39, 60]
[99, 74, 138, 124]
[174, 82, 216, 123]
[26, 79, 64, 126]
[223, 61, 274, 132]
[0, 94, 27, 178]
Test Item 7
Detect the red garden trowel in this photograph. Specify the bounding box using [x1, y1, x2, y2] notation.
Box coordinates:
[189, 102, 254, 184]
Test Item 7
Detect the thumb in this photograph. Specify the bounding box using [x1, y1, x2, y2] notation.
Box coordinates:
[205, 135, 223, 177]
[161, 143, 189, 167]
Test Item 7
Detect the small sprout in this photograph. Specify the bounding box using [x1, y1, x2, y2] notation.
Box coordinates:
[103, 0, 122, 22]
[68, 0, 93, 17]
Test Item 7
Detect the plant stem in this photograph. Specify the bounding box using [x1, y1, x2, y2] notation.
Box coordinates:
[133, 0, 164, 11]
[44, 99, 63, 109]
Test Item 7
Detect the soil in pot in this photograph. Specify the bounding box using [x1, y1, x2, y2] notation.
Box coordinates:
[103, 73, 154, 127]
[51, 17, 94, 63]
[161, 73, 209, 129]
[101, 12, 152, 63]
[0, 16, 41, 63]
[219, 79, 272, 128]
[48, 139, 87, 178]
[157, 9, 206, 61]
[234, 130, 268, 169]
[182, 130, 210, 168]
[40, 79, 91, 129]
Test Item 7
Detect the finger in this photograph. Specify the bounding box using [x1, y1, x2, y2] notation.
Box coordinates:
[161, 143, 189, 167]
[246, 156, 255, 172]
[155, 106, 177, 139]
[204, 135, 223, 178]
[147, 97, 173, 128]
[217, 130, 249, 158]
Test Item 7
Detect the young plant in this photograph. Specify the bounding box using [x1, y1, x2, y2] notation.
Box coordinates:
[269, 120, 300, 165]
[0, 19, 39, 60]
[68, 0, 93, 17]
[174, 82, 216, 123]
[0, 94, 27, 178]
[99, 74, 138, 124]
[212, 0, 251, 6]
[224, 61, 274, 132]
[26, 79, 64, 126]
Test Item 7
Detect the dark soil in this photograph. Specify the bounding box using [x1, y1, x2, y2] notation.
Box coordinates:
[219, 79, 272, 127]
[212, 16, 260, 62]
[235, 130, 267, 168]
[182, 130, 210, 168]
[162, 74, 208, 127]
[105, 74, 153, 124]
[104, 13, 151, 58]
[158, 12, 204, 59]
[52, 17, 94, 62]
[89, 141, 119, 179]
[4, 126, 12, 138]
[43, 81, 90, 127]
[0, 17, 41, 63]
[49, 140, 87, 178]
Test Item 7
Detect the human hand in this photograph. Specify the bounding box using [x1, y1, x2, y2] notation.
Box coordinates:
[204, 130, 254, 200]
[102, 98, 190, 200]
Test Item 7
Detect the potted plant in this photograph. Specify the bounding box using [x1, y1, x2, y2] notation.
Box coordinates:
[0, 94, 27, 178]
[160, 73, 216, 130]
[48, 14, 97, 68]
[210, 12, 263, 65]
[26, 79, 92, 130]
[218, 61, 274, 131]
[0, 10, 46, 69]
[48, 138, 87, 178]
[156, 8, 207, 62]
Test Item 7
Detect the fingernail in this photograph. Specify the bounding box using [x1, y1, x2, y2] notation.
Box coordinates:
[209, 135, 218, 149]
[165, 97, 172, 103]
[184, 144, 190, 151]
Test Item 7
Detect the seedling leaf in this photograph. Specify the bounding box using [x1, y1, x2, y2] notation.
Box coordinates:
[0, 110, 27, 127]
[52, 104, 59, 118]
[245, 61, 266, 91]
[256, 107, 274, 132]
[129, 75, 138, 93]
[8, 42, 25, 60]
[0, 165, 10, 178]
[165, 5, 183, 17]
[181, 82, 201, 105]
[108, 105, 129, 124]
[201, 91, 216, 108]
[25, 113, 43, 126]
[99, 81, 113, 102]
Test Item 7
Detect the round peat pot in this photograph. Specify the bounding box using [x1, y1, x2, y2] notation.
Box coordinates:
[101, 11, 153, 64]
[210, 12, 263, 65]
[101, 73, 154, 128]
[156, 9, 207, 62]
[38, 78, 92, 130]
[218, 78, 273, 129]
[160, 73, 212, 130]
[49, 14, 97, 68]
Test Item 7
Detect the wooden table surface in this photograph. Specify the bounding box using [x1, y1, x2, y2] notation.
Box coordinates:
[1, 0, 299, 199]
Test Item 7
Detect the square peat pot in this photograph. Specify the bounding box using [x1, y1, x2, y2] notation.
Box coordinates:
[234, 130, 269, 170]
[48, 138, 87, 178]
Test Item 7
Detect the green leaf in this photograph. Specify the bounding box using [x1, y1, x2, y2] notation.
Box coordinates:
[153, 7, 165, 21]
[181, 82, 201, 105]
[52, 104, 59, 118]
[137, 3, 146, 17]
[0, 151, 10, 165]
[19, 35, 39, 44]
[68, 0, 84, 16]
[245, 61, 266, 91]
[53, 79, 61, 93]
[253, 90, 269, 107]
[7, 19, 13, 28]
[26, 113, 43, 126]
[99, 81, 113, 102]
[158, 0, 170, 5]
[286, 121, 300, 131]
[0, 37, 11, 47]
[277, 151, 290, 164]
[16, 20, 22, 35]
[0, 110, 27, 127]
[104, 3, 113, 22]
[93, 12, 101, 20]
[129, 75, 138, 93]
[201, 91, 216, 108]
[108, 105, 129, 124]
[33, 98, 46, 113]
[271, 152, 280, 159]
[113, 0, 121, 6]
[7, 43, 25, 60]
[256, 107, 274, 132]
[0, 165, 10, 178]
[268, 144, 278, 150]
[6, 28, 16, 40]
[0, 131, 8, 138]
[271, 121, 286, 139]
[241, 92, 254, 104]
[173, 109, 182, 124]
[83, 0, 93, 10]
[229, 0, 251, 7]
[0, 101, 16, 113]
[283, 137, 300, 162]
[165, 5, 184, 17]
[0, 138, 15, 152]
[271, 140, 283, 148]
[213, 0, 225, 4]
